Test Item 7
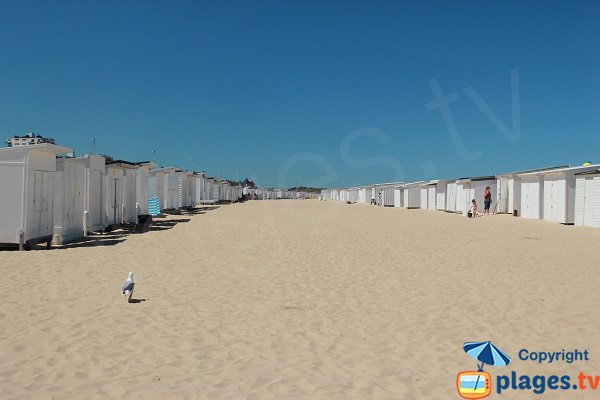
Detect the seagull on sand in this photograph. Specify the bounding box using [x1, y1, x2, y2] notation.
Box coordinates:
[121, 272, 135, 302]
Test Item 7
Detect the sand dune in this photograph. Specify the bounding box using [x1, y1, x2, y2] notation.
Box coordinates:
[1, 200, 600, 399]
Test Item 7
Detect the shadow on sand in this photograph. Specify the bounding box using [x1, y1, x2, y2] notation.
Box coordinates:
[149, 218, 191, 232]
[2, 205, 223, 251]
[50, 232, 129, 250]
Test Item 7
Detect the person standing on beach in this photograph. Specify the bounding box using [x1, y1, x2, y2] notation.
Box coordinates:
[483, 186, 492, 215]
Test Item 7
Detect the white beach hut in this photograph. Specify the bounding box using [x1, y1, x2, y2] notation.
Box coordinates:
[166, 170, 182, 210]
[519, 173, 544, 219]
[338, 188, 348, 202]
[496, 165, 569, 215]
[187, 172, 200, 206]
[419, 183, 429, 209]
[540, 165, 598, 224]
[518, 165, 600, 223]
[419, 181, 438, 210]
[174, 170, 195, 208]
[104, 160, 139, 226]
[207, 178, 220, 201]
[220, 180, 232, 202]
[435, 180, 447, 211]
[373, 182, 402, 206]
[149, 167, 175, 211]
[134, 161, 156, 216]
[52, 157, 86, 244]
[76, 154, 106, 233]
[347, 187, 359, 203]
[380, 185, 395, 206]
[455, 176, 497, 216]
[574, 169, 600, 227]
[194, 171, 206, 203]
[496, 173, 517, 215]
[445, 180, 458, 212]
[358, 186, 373, 204]
[394, 186, 403, 207]
[402, 182, 423, 209]
[0, 144, 72, 248]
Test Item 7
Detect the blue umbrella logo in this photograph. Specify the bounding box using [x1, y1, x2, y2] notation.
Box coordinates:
[463, 341, 511, 394]
[464, 341, 511, 370]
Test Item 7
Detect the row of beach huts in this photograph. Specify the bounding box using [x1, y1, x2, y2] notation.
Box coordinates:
[320, 163, 600, 228]
[0, 141, 313, 250]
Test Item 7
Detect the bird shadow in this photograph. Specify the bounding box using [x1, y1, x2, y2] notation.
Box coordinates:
[128, 298, 146, 304]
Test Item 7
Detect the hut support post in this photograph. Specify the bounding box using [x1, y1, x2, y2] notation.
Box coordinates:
[18, 230, 24, 251]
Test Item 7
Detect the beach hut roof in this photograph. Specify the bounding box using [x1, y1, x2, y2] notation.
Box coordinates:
[518, 164, 600, 176]
[496, 164, 570, 178]
[150, 166, 178, 173]
[372, 181, 405, 187]
[401, 181, 427, 188]
[420, 180, 441, 187]
[135, 160, 157, 167]
[175, 169, 195, 175]
[106, 160, 139, 169]
[574, 169, 600, 176]
[456, 175, 496, 183]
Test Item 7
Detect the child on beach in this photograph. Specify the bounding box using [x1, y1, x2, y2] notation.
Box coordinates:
[468, 199, 478, 218]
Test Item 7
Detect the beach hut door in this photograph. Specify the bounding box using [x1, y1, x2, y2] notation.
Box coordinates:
[110, 178, 122, 224]
[32, 171, 52, 237]
[545, 178, 562, 222]
[447, 184, 456, 211]
[583, 178, 596, 226]
[90, 170, 103, 228]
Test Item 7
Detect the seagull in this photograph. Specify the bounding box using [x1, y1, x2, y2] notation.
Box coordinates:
[121, 272, 135, 302]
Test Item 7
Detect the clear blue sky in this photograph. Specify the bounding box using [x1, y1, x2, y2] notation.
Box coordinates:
[1, 1, 598, 188]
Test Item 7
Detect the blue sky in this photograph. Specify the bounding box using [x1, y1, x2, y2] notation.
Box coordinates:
[1, 1, 599, 188]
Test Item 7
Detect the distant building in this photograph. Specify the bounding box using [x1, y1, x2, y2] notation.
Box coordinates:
[6, 133, 56, 147]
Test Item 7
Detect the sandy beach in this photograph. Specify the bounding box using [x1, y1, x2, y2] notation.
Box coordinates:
[1, 200, 600, 399]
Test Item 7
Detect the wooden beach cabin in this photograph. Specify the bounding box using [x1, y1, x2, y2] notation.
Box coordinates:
[133, 161, 156, 216]
[496, 165, 569, 215]
[0, 143, 72, 249]
[455, 176, 497, 216]
[194, 171, 206, 203]
[435, 180, 447, 210]
[574, 169, 600, 227]
[203, 177, 216, 201]
[519, 173, 544, 220]
[76, 154, 107, 232]
[419, 181, 439, 210]
[165, 169, 182, 210]
[344, 187, 358, 203]
[445, 180, 458, 212]
[174, 170, 195, 208]
[332, 188, 340, 201]
[149, 167, 177, 211]
[402, 182, 423, 209]
[373, 182, 402, 206]
[104, 160, 140, 227]
[381, 185, 395, 206]
[394, 186, 403, 207]
[52, 157, 86, 244]
[519, 164, 600, 224]
[358, 186, 373, 204]
[219, 180, 231, 202]
[205, 177, 220, 201]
